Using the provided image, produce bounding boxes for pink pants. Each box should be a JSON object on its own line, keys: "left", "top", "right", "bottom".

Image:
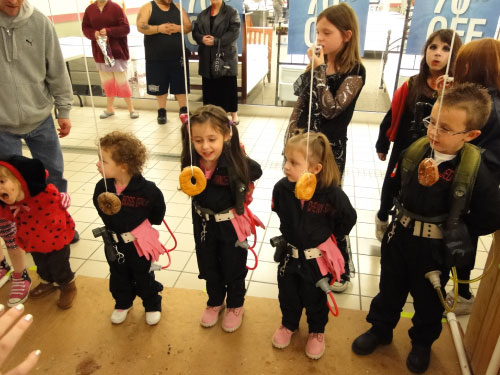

{"left": 98, "top": 70, "right": 132, "bottom": 98}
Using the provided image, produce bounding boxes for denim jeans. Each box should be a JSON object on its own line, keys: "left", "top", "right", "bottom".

{"left": 0, "top": 114, "right": 67, "bottom": 192}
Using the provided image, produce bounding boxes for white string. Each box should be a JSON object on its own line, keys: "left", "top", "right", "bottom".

{"left": 178, "top": 0, "right": 194, "bottom": 173}
{"left": 305, "top": 7, "right": 319, "bottom": 170}
{"left": 429, "top": 1, "right": 462, "bottom": 159}
{"left": 74, "top": 0, "right": 109, "bottom": 192}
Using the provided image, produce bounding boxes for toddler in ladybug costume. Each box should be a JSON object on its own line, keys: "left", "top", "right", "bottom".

{"left": 0, "top": 155, "right": 76, "bottom": 309}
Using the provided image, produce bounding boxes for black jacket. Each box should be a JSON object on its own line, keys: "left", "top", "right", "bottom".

{"left": 192, "top": 3, "right": 240, "bottom": 77}
{"left": 93, "top": 175, "right": 166, "bottom": 233}
{"left": 272, "top": 178, "right": 357, "bottom": 250}
{"left": 192, "top": 153, "right": 262, "bottom": 213}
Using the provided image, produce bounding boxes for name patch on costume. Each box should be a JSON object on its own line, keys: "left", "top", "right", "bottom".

{"left": 305, "top": 200, "right": 333, "bottom": 215}
{"left": 120, "top": 195, "right": 150, "bottom": 208}
{"left": 439, "top": 168, "right": 454, "bottom": 182}
{"left": 212, "top": 175, "right": 229, "bottom": 186}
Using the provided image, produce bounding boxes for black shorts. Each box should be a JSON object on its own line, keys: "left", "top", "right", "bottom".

{"left": 146, "top": 59, "right": 190, "bottom": 96}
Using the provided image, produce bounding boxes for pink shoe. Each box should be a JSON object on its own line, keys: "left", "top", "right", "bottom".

{"left": 272, "top": 325, "right": 295, "bottom": 349}
{"left": 200, "top": 305, "right": 224, "bottom": 328}
{"left": 305, "top": 333, "right": 325, "bottom": 359}
{"left": 7, "top": 270, "right": 31, "bottom": 307}
{"left": 222, "top": 306, "right": 244, "bottom": 333}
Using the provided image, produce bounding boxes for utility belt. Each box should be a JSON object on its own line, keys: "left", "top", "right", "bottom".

{"left": 110, "top": 231, "right": 136, "bottom": 243}
{"left": 393, "top": 202, "right": 445, "bottom": 240}
{"left": 193, "top": 202, "right": 234, "bottom": 222}
{"left": 286, "top": 243, "right": 323, "bottom": 260}
{"left": 92, "top": 226, "right": 130, "bottom": 263}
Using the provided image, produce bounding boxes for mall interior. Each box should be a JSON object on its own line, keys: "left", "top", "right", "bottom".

{"left": 1, "top": 0, "right": 499, "bottom": 374}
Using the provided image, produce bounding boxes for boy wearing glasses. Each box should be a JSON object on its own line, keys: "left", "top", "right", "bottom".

{"left": 352, "top": 83, "right": 500, "bottom": 374}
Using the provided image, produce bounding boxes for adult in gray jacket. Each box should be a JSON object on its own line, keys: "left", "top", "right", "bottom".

{"left": 0, "top": 0, "right": 74, "bottom": 307}
{"left": 193, "top": 0, "right": 240, "bottom": 124}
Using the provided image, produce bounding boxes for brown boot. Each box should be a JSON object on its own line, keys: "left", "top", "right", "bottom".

{"left": 31, "top": 282, "right": 56, "bottom": 299}
{"left": 57, "top": 281, "right": 77, "bottom": 309}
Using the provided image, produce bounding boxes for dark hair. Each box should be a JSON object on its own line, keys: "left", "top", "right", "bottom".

{"left": 285, "top": 131, "right": 341, "bottom": 188}
{"left": 438, "top": 82, "right": 492, "bottom": 130}
{"left": 316, "top": 3, "right": 361, "bottom": 74}
{"left": 408, "top": 29, "right": 462, "bottom": 110}
{"left": 454, "top": 38, "right": 500, "bottom": 90}
{"left": 180, "top": 105, "right": 250, "bottom": 185}
{"left": 98, "top": 131, "right": 147, "bottom": 176}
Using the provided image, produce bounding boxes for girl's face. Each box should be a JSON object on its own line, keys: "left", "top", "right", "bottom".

{"left": 96, "top": 149, "right": 128, "bottom": 180}
{"left": 316, "top": 17, "right": 351, "bottom": 58}
{"left": 191, "top": 121, "right": 229, "bottom": 168}
{"left": 425, "top": 37, "right": 451, "bottom": 76}
{"left": 284, "top": 147, "right": 321, "bottom": 183}
{"left": 0, "top": 175, "right": 23, "bottom": 204}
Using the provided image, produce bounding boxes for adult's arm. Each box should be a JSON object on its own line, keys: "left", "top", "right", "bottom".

{"left": 192, "top": 13, "right": 204, "bottom": 44}
{"left": 81, "top": 8, "right": 95, "bottom": 40}
{"left": 44, "top": 20, "right": 72, "bottom": 123}
{"left": 136, "top": 3, "right": 160, "bottom": 35}
{"left": 105, "top": 5, "right": 130, "bottom": 37}
{"left": 214, "top": 8, "right": 240, "bottom": 46}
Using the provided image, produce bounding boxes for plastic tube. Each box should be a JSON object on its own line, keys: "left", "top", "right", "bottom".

{"left": 446, "top": 312, "right": 471, "bottom": 375}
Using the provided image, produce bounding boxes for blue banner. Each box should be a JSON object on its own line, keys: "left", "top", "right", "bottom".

{"left": 288, "top": 0, "right": 369, "bottom": 55}
{"left": 407, "top": 0, "right": 498, "bottom": 55}
{"left": 185, "top": 0, "right": 243, "bottom": 52}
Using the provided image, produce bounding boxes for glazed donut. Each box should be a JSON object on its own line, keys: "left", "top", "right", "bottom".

{"left": 295, "top": 172, "right": 317, "bottom": 200}
{"left": 179, "top": 166, "right": 207, "bottom": 196}
{"left": 97, "top": 192, "right": 122, "bottom": 215}
{"left": 418, "top": 158, "right": 439, "bottom": 186}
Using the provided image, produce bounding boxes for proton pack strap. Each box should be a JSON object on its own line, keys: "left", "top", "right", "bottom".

{"left": 400, "top": 136, "right": 430, "bottom": 190}
{"left": 447, "top": 143, "right": 481, "bottom": 225}
{"left": 394, "top": 200, "right": 448, "bottom": 223}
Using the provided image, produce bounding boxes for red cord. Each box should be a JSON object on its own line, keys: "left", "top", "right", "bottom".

{"left": 160, "top": 219, "right": 177, "bottom": 270}
{"left": 245, "top": 204, "right": 259, "bottom": 270}
{"left": 327, "top": 291, "right": 339, "bottom": 316}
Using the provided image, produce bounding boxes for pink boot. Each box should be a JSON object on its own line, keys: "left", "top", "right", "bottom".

{"left": 272, "top": 325, "right": 295, "bottom": 349}
{"left": 200, "top": 305, "right": 224, "bottom": 328}
{"left": 305, "top": 333, "right": 325, "bottom": 359}
{"left": 222, "top": 307, "right": 244, "bottom": 333}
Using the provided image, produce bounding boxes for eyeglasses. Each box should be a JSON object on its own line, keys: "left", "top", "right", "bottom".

{"left": 422, "top": 116, "right": 470, "bottom": 136}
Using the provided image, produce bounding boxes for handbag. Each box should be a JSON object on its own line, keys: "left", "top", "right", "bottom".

{"left": 212, "top": 40, "right": 230, "bottom": 78}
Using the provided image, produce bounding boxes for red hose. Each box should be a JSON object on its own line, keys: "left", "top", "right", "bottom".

{"left": 160, "top": 219, "right": 177, "bottom": 269}
{"left": 327, "top": 291, "right": 339, "bottom": 316}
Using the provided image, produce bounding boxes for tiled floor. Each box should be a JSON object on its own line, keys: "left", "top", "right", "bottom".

{"left": 13, "top": 106, "right": 492, "bottom": 325}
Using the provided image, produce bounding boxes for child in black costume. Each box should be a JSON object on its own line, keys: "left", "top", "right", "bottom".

{"left": 180, "top": 105, "right": 263, "bottom": 333}
{"left": 271, "top": 132, "right": 356, "bottom": 359}
{"left": 93, "top": 132, "right": 166, "bottom": 326}
{"left": 375, "top": 29, "right": 462, "bottom": 241}
{"left": 352, "top": 84, "right": 500, "bottom": 374}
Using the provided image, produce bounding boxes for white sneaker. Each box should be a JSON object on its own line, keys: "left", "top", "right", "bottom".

{"left": 146, "top": 311, "right": 161, "bottom": 325}
{"left": 110, "top": 308, "right": 131, "bottom": 324}
{"left": 446, "top": 292, "right": 475, "bottom": 315}
{"left": 375, "top": 213, "right": 389, "bottom": 242}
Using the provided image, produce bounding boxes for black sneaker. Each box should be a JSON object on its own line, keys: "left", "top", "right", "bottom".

{"left": 406, "top": 344, "right": 431, "bottom": 374}
{"left": 70, "top": 230, "right": 80, "bottom": 244}
{"left": 352, "top": 328, "right": 392, "bottom": 355}
{"left": 157, "top": 108, "right": 167, "bottom": 125}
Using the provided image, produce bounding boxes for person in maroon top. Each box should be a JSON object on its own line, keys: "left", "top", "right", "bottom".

{"left": 82, "top": 0, "right": 139, "bottom": 119}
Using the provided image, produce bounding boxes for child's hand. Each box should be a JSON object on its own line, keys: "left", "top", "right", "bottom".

{"left": 377, "top": 152, "right": 387, "bottom": 161}
{"left": 307, "top": 45, "right": 324, "bottom": 69}
{"left": 436, "top": 75, "right": 454, "bottom": 90}
{"left": 0, "top": 304, "right": 40, "bottom": 375}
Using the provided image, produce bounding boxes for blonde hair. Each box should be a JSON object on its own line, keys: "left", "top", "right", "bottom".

{"left": 0, "top": 166, "right": 21, "bottom": 190}
{"left": 285, "top": 132, "right": 340, "bottom": 188}
{"left": 315, "top": 3, "right": 361, "bottom": 74}
{"left": 98, "top": 131, "right": 148, "bottom": 176}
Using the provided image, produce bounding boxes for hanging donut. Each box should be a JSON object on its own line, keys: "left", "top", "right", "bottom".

{"left": 179, "top": 166, "right": 207, "bottom": 196}
{"left": 97, "top": 192, "right": 122, "bottom": 215}
{"left": 418, "top": 158, "right": 439, "bottom": 186}
{"left": 295, "top": 172, "right": 317, "bottom": 200}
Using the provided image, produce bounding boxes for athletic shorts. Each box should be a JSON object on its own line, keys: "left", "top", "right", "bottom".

{"left": 146, "top": 59, "right": 190, "bottom": 96}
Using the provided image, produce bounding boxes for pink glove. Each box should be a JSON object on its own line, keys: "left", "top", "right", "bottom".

{"left": 316, "top": 237, "right": 345, "bottom": 282}
{"left": 130, "top": 219, "right": 166, "bottom": 262}
{"left": 230, "top": 205, "right": 265, "bottom": 242}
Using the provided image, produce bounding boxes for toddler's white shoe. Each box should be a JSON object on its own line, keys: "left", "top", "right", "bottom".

{"left": 146, "top": 311, "right": 161, "bottom": 325}
{"left": 110, "top": 308, "right": 131, "bottom": 324}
